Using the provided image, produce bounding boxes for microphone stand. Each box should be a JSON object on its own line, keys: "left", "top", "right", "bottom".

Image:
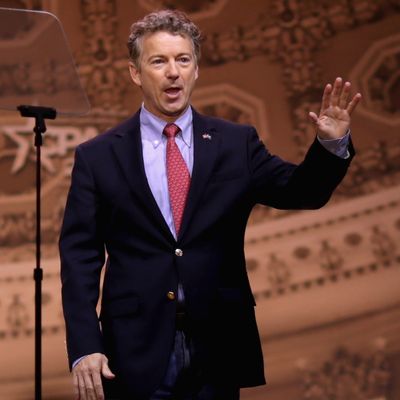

{"left": 17, "top": 105, "right": 57, "bottom": 400}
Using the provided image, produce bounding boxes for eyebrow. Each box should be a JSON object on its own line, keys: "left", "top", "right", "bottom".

{"left": 147, "top": 52, "right": 193, "bottom": 61}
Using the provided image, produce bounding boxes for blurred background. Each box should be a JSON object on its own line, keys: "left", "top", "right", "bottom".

{"left": 0, "top": 0, "right": 399, "bottom": 399}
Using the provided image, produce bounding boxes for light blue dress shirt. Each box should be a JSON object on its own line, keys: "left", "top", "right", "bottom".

{"left": 317, "top": 132, "right": 350, "bottom": 159}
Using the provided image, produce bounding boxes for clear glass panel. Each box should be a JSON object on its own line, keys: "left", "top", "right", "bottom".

{"left": 0, "top": 7, "right": 90, "bottom": 116}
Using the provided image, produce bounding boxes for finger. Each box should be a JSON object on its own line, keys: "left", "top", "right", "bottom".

{"left": 346, "top": 93, "right": 362, "bottom": 115}
{"left": 330, "top": 77, "right": 342, "bottom": 107}
{"left": 82, "top": 371, "right": 96, "bottom": 400}
{"left": 319, "top": 83, "right": 332, "bottom": 115}
{"left": 308, "top": 111, "right": 319, "bottom": 124}
{"left": 102, "top": 359, "right": 116, "bottom": 379}
{"left": 72, "top": 372, "right": 80, "bottom": 400}
{"left": 77, "top": 374, "right": 86, "bottom": 400}
{"left": 338, "top": 81, "right": 351, "bottom": 109}
{"left": 92, "top": 370, "right": 105, "bottom": 400}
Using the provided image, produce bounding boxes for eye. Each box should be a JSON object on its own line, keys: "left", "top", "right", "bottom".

{"left": 178, "top": 56, "right": 191, "bottom": 64}
{"left": 151, "top": 58, "right": 164, "bottom": 65}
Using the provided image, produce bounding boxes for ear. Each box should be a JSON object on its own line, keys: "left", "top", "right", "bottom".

{"left": 129, "top": 62, "right": 141, "bottom": 87}
{"left": 195, "top": 65, "right": 199, "bottom": 81}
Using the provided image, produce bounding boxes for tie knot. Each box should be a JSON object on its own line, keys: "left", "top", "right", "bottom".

{"left": 163, "top": 123, "right": 180, "bottom": 139}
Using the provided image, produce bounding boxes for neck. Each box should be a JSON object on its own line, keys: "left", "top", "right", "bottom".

{"left": 142, "top": 104, "right": 190, "bottom": 124}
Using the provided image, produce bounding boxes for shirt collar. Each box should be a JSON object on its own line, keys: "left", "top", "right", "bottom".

{"left": 140, "top": 104, "right": 193, "bottom": 149}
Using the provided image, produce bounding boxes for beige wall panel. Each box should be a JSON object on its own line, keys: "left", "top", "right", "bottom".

{"left": 0, "top": 0, "right": 399, "bottom": 398}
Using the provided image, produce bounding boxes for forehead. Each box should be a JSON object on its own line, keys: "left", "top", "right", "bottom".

{"left": 141, "top": 31, "right": 194, "bottom": 56}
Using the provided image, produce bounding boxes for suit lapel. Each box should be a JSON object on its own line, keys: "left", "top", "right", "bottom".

{"left": 178, "top": 110, "right": 219, "bottom": 240}
{"left": 111, "top": 110, "right": 175, "bottom": 243}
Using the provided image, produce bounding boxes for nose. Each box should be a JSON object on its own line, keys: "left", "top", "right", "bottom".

{"left": 166, "top": 60, "right": 179, "bottom": 80}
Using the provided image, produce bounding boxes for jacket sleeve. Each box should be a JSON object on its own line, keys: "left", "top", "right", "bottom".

{"left": 59, "top": 145, "right": 105, "bottom": 370}
{"left": 247, "top": 127, "right": 355, "bottom": 209}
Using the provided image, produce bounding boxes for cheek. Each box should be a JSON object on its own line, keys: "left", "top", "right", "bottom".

{"left": 148, "top": 84, "right": 161, "bottom": 100}
{"left": 142, "top": 73, "right": 160, "bottom": 89}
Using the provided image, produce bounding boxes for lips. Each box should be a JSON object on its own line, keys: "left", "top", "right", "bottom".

{"left": 164, "top": 87, "right": 182, "bottom": 99}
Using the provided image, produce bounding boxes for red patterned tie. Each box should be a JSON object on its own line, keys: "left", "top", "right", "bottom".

{"left": 163, "top": 123, "right": 190, "bottom": 236}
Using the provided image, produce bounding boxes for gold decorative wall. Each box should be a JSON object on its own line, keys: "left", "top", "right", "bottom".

{"left": 0, "top": 0, "right": 399, "bottom": 399}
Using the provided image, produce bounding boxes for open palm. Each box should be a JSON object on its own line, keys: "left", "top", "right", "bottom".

{"left": 309, "top": 77, "right": 362, "bottom": 139}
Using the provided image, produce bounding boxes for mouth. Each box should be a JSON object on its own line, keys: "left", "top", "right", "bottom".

{"left": 164, "top": 86, "right": 182, "bottom": 99}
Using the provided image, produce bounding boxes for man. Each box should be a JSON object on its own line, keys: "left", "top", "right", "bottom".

{"left": 59, "top": 9, "right": 361, "bottom": 400}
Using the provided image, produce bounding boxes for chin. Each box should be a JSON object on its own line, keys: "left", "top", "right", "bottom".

{"left": 164, "top": 107, "right": 185, "bottom": 117}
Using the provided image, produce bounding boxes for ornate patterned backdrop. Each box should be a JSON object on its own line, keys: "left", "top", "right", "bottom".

{"left": 0, "top": 1, "right": 399, "bottom": 399}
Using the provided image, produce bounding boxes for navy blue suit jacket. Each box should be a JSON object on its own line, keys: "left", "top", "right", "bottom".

{"left": 59, "top": 108, "right": 354, "bottom": 398}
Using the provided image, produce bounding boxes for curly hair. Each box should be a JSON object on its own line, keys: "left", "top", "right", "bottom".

{"left": 127, "top": 9, "right": 202, "bottom": 67}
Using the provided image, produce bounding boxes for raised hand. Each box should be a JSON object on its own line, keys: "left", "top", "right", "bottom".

{"left": 309, "top": 77, "right": 362, "bottom": 140}
{"left": 72, "top": 353, "right": 115, "bottom": 400}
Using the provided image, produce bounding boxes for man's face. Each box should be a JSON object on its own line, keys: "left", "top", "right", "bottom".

{"left": 129, "top": 31, "right": 199, "bottom": 122}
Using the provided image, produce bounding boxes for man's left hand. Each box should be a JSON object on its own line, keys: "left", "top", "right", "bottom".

{"left": 309, "top": 77, "right": 362, "bottom": 139}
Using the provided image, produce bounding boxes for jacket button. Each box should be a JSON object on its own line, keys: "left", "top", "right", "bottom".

{"left": 167, "top": 291, "right": 175, "bottom": 300}
{"left": 175, "top": 248, "right": 183, "bottom": 257}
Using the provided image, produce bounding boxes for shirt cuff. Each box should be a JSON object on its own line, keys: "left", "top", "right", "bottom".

{"left": 72, "top": 355, "right": 87, "bottom": 369}
{"left": 317, "top": 130, "right": 351, "bottom": 159}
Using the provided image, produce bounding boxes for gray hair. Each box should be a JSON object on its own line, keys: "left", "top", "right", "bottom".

{"left": 127, "top": 9, "right": 202, "bottom": 67}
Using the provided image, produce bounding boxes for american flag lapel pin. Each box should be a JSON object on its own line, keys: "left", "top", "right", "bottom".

{"left": 202, "top": 133, "right": 212, "bottom": 140}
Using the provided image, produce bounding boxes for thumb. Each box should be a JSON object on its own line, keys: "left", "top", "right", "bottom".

{"left": 101, "top": 358, "right": 115, "bottom": 379}
{"left": 308, "top": 111, "right": 319, "bottom": 124}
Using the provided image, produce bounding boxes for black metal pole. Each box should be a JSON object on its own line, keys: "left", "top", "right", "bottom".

{"left": 34, "top": 128, "right": 43, "bottom": 400}
{"left": 17, "top": 105, "right": 56, "bottom": 400}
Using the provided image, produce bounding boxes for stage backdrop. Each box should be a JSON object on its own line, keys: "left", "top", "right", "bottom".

{"left": 0, "top": 1, "right": 399, "bottom": 399}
